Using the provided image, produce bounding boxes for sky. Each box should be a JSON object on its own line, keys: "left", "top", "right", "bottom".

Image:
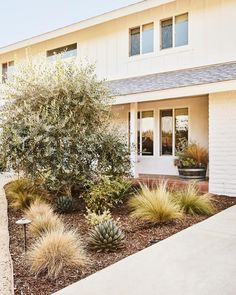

{"left": 0, "top": 0, "right": 139, "bottom": 47}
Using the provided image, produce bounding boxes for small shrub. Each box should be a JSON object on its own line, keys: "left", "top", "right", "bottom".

{"left": 28, "top": 211, "right": 64, "bottom": 237}
{"left": 24, "top": 199, "right": 54, "bottom": 221}
{"left": 173, "top": 183, "right": 215, "bottom": 215}
{"left": 88, "top": 220, "right": 124, "bottom": 252}
{"left": 85, "top": 208, "right": 112, "bottom": 226}
{"left": 129, "top": 182, "right": 182, "bottom": 224}
{"left": 83, "top": 176, "right": 133, "bottom": 213}
{"left": 5, "top": 178, "right": 47, "bottom": 210}
{"left": 28, "top": 229, "right": 87, "bottom": 279}
{"left": 10, "top": 192, "right": 40, "bottom": 210}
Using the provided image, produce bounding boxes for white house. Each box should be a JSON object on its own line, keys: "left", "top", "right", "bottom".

{"left": 1, "top": 0, "right": 236, "bottom": 196}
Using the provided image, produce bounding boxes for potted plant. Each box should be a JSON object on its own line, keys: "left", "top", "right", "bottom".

{"left": 175, "top": 140, "right": 208, "bottom": 180}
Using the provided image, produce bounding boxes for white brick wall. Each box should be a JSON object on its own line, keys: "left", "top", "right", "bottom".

{"left": 209, "top": 91, "right": 236, "bottom": 197}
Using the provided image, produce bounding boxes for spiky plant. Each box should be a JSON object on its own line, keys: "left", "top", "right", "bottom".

{"left": 24, "top": 199, "right": 54, "bottom": 221}
{"left": 27, "top": 228, "right": 87, "bottom": 279}
{"left": 56, "top": 196, "right": 73, "bottom": 213}
{"left": 28, "top": 211, "right": 64, "bottom": 237}
{"left": 129, "top": 182, "right": 182, "bottom": 224}
{"left": 173, "top": 182, "right": 215, "bottom": 215}
{"left": 88, "top": 220, "right": 125, "bottom": 252}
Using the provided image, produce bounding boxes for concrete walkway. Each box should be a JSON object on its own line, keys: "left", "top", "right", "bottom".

{"left": 0, "top": 173, "right": 15, "bottom": 295}
{"left": 54, "top": 205, "right": 236, "bottom": 295}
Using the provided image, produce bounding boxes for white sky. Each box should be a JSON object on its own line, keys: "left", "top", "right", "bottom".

{"left": 0, "top": 0, "right": 139, "bottom": 47}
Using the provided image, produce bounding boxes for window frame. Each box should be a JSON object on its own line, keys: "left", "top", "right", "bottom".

{"left": 46, "top": 42, "right": 78, "bottom": 60}
{"left": 128, "top": 109, "right": 155, "bottom": 157}
{"left": 160, "top": 12, "right": 189, "bottom": 50}
{"left": 129, "top": 22, "right": 154, "bottom": 57}
{"left": 159, "top": 106, "right": 190, "bottom": 157}
{"left": 1, "top": 60, "right": 14, "bottom": 83}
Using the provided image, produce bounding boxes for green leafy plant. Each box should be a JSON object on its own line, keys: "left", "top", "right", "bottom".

{"left": 129, "top": 182, "right": 182, "bottom": 224}
{"left": 1, "top": 59, "right": 130, "bottom": 197}
{"left": 176, "top": 140, "right": 208, "bottom": 168}
{"left": 85, "top": 208, "right": 112, "bottom": 226}
{"left": 83, "top": 176, "right": 133, "bottom": 213}
{"left": 88, "top": 220, "right": 125, "bottom": 252}
{"left": 173, "top": 182, "right": 215, "bottom": 215}
{"left": 28, "top": 228, "right": 87, "bottom": 278}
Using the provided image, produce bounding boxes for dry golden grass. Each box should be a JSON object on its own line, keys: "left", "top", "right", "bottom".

{"left": 173, "top": 182, "right": 215, "bottom": 215}
{"left": 129, "top": 181, "right": 182, "bottom": 224}
{"left": 5, "top": 178, "right": 48, "bottom": 210}
{"left": 28, "top": 211, "right": 64, "bottom": 237}
{"left": 24, "top": 199, "right": 54, "bottom": 221}
{"left": 27, "top": 229, "right": 88, "bottom": 278}
{"left": 186, "top": 143, "right": 208, "bottom": 167}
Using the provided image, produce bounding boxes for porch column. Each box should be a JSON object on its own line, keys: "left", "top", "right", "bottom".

{"left": 130, "top": 102, "right": 138, "bottom": 178}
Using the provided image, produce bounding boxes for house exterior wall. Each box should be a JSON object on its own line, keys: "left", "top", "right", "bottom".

{"left": 1, "top": 0, "right": 236, "bottom": 81}
{"left": 209, "top": 91, "right": 236, "bottom": 197}
{"left": 112, "top": 95, "right": 208, "bottom": 175}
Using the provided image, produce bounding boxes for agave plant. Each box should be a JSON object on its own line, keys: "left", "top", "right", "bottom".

{"left": 88, "top": 220, "right": 125, "bottom": 252}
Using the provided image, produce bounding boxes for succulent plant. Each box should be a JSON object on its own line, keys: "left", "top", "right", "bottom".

{"left": 56, "top": 196, "right": 73, "bottom": 213}
{"left": 88, "top": 220, "right": 125, "bottom": 252}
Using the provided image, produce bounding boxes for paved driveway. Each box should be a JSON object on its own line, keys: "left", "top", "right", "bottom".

{"left": 54, "top": 205, "right": 236, "bottom": 295}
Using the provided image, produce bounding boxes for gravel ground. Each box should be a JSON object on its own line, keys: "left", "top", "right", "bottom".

{"left": 8, "top": 194, "right": 236, "bottom": 295}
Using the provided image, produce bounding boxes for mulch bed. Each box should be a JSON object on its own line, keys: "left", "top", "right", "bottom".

{"left": 8, "top": 195, "right": 236, "bottom": 295}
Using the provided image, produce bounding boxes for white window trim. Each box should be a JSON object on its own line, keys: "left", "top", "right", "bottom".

{"left": 129, "top": 22, "right": 154, "bottom": 57}
{"left": 159, "top": 106, "right": 190, "bottom": 157}
{"left": 160, "top": 12, "right": 189, "bottom": 51}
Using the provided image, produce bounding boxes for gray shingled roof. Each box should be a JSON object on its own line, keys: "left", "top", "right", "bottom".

{"left": 108, "top": 62, "right": 236, "bottom": 96}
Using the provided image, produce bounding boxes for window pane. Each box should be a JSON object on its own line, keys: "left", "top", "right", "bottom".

{"left": 47, "top": 43, "right": 77, "bottom": 60}
{"left": 130, "top": 27, "right": 140, "bottom": 56}
{"left": 175, "top": 13, "right": 188, "bottom": 47}
{"left": 175, "top": 108, "right": 188, "bottom": 151}
{"left": 161, "top": 18, "right": 173, "bottom": 49}
{"left": 141, "top": 111, "right": 154, "bottom": 156}
{"left": 2, "top": 63, "right": 8, "bottom": 83}
{"left": 161, "top": 110, "right": 173, "bottom": 155}
{"left": 7, "top": 61, "right": 15, "bottom": 80}
{"left": 142, "top": 23, "right": 154, "bottom": 54}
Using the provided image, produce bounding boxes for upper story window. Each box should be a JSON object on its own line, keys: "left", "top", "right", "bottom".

{"left": 1, "top": 61, "right": 14, "bottom": 83}
{"left": 47, "top": 43, "right": 77, "bottom": 61}
{"left": 161, "top": 13, "right": 188, "bottom": 50}
{"left": 130, "top": 22, "right": 154, "bottom": 56}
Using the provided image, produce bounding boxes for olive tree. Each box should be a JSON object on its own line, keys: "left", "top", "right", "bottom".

{"left": 0, "top": 59, "right": 130, "bottom": 196}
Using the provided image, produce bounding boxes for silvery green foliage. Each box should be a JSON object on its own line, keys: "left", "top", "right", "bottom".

{"left": 0, "top": 59, "right": 130, "bottom": 195}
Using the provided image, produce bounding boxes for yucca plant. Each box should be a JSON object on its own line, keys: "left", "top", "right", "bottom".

{"left": 173, "top": 182, "right": 215, "bottom": 215}
{"left": 28, "top": 211, "right": 64, "bottom": 237}
{"left": 24, "top": 199, "right": 54, "bottom": 221}
{"left": 129, "top": 182, "right": 182, "bottom": 224}
{"left": 56, "top": 196, "right": 73, "bottom": 213}
{"left": 27, "top": 229, "right": 87, "bottom": 279}
{"left": 88, "top": 220, "right": 125, "bottom": 252}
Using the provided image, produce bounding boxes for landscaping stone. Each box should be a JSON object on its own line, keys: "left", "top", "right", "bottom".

{"left": 0, "top": 173, "right": 15, "bottom": 295}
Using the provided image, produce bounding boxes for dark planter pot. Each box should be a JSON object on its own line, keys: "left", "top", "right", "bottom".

{"left": 178, "top": 167, "right": 207, "bottom": 180}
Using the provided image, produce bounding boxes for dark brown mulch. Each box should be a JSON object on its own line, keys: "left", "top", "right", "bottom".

{"left": 8, "top": 195, "right": 236, "bottom": 295}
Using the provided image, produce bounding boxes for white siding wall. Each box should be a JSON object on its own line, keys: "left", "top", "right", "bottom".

{"left": 1, "top": 0, "right": 236, "bottom": 81}
{"left": 209, "top": 91, "right": 236, "bottom": 197}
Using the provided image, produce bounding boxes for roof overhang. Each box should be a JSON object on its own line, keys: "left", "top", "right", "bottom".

{"left": 113, "top": 79, "right": 236, "bottom": 105}
{"left": 0, "top": 0, "right": 175, "bottom": 55}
